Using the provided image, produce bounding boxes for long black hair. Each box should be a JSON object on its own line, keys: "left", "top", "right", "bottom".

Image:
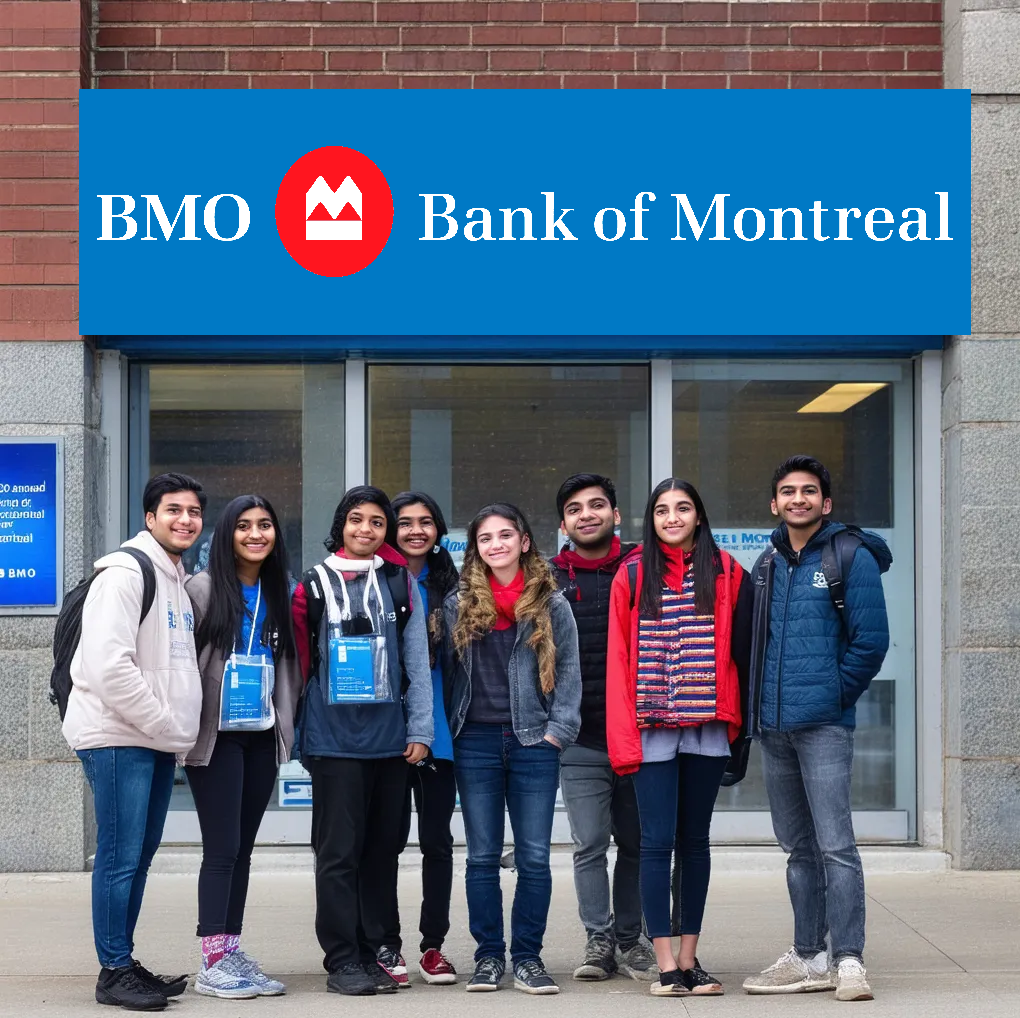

{"left": 639, "top": 478, "right": 720, "bottom": 618}
{"left": 195, "top": 494, "right": 296, "bottom": 660}
{"left": 324, "top": 485, "right": 396, "bottom": 553}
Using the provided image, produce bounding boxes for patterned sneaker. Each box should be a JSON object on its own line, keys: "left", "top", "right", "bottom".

{"left": 466, "top": 956, "right": 505, "bottom": 992}
{"left": 419, "top": 948, "right": 457, "bottom": 985}
{"left": 132, "top": 960, "right": 188, "bottom": 997}
{"left": 223, "top": 950, "right": 286, "bottom": 996}
{"left": 573, "top": 935, "right": 617, "bottom": 981}
{"left": 376, "top": 946, "right": 410, "bottom": 988}
{"left": 513, "top": 959, "right": 559, "bottom": 995}
{"left": 326, "top": 962, "right": 375, "bottom": 996}
{"left": 681, "top": 959, "right": 724, "bottom": 996}
{"left": 650, "top": 969, "right": 690, "bottom": 997}
{"left": 366, "top": 962, "right": 401, "bottom": 994}
{"left": 195, "top": 959, "right": 260, "bottom": 999}
{"left": 618, "top": 939, "right": 658, "bottom": 982}
{"left": 743, "top": 948, "right": 834, "bottom": 994}
{"left": 835, "top": 959, "right": 873, "bottom": 1001}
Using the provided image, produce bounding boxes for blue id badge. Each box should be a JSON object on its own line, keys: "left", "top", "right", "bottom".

{"left": 219, "top": 653, "right": 274, "bottom": 730}
{"left": 325, "top": 632, "right": 392, "bottom": 704}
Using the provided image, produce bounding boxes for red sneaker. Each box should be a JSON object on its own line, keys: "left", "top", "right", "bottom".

{"left": 419, "top": 949, "right": 457, "bottom": 985}
{"left": 376, "top": 947, "right": 409, "bottom": 988}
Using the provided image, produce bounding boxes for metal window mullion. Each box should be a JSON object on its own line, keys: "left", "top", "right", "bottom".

{"left": 344, "top": 359, "right": 367, "bottom": 489}
{"left": 649, "top": 359, "right": 674, "bottom": 485}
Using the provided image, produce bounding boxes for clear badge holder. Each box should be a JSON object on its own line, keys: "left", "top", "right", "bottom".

{"left": 219, "top": 580, "right": 275, "bottom": 731}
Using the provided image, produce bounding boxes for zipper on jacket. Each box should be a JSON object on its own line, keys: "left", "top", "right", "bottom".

{"left": 775, "top": 560, "right": 795, "bottom": 732}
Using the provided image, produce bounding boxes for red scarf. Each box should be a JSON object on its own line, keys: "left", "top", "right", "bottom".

{"left": 659, "top": 542, "right": 694, "bottom": 593}
{"left": 490, "top": 569, "right": 525, "bottom": 630}
{"left": 555, "top": 536, "right": 621, "bottom": 574}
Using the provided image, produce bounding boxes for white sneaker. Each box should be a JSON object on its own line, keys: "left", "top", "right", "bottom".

{"left": 743, "top": 947, "right": 835, "bottom": 994}
{"left": 835, "top": 958, "right": 873, "bottom": 1001}
{"left": 195, "top": 958, "right": 260, "bottom": 999}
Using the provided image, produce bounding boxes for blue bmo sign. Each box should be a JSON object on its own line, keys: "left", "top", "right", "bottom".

{"left": 79, "top": 89, "right": 971, "bottom": 337}
{"left": 0, "top": 439, "right": 64, "bottom": 614}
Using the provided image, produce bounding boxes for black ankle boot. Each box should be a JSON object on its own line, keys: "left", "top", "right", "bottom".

{"left": 96, "top": 966, "right": 168, "bottom": 1011}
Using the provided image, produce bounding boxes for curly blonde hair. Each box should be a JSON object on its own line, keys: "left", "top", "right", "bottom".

{"left": 452, "top": 503, "right": 559, "bottom": 694}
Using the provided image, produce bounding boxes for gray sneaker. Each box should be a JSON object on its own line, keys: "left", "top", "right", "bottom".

{"left": 195, "top": 959, "right": 260, "bottom": 999}
{"left": 573, "top": 935, "right": 617, "bottom": 981}
{"left": 618, "top": 939, "right": 659, "bottom": 982}
{"left": 226, "top": 950, "right": 286, "bottom": 996}
{"left": 835, "top": 958, "right": 873, "bottom": 1001}
{"left": 743, "top": 948, "right": 835, "bottom": 994}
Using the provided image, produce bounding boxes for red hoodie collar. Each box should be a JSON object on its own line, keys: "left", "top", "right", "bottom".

{"left": 552, "top": 536, "right": 622, "bottom": 575}
{"left": 659, "top": 541, "right": 694, "bottom": 592}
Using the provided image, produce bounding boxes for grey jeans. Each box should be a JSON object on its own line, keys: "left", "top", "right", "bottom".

{"left": 760, "top": 724, "right": 866, "bottom": 961}
{"left": 559, "top": 744, "right": 642, "bottom": 947}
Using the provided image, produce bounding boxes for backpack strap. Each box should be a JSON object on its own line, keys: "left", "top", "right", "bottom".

{"left": 383, "top": 562, "right": 411, "bottom": 638}
{"left": 627, "top": 559, "right": 639, "bottom": 611}
{"left": 821, "top": 530, "right": 863, "bottom": 619}
{"left": 117, "top": 547, "right": 157, "bottom": 624}
{"left": 301, "top": 566, "right": 327, "bottom": 676}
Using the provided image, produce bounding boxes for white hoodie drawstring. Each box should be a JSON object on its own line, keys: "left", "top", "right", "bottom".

{"left": 320, "top": 555, "right": 385, "bottom": 631}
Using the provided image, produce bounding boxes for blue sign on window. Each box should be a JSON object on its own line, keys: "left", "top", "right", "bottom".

{"left": 0, "top": 439, "right": 64, "bottom": 614}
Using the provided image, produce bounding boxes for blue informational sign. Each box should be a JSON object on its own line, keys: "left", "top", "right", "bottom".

{"left": 0, "top": 439, "right": 64, "bottom": 614}
{"left": 79, "top": 89, "right": 971, "bottom": 338}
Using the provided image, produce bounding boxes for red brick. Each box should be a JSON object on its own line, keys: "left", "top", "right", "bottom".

{"left": 0, "top": 237, "right": 12, "bottom": 264}
{"left": 475, "top": 75, "right": 563, "bottom": 88}
{"left": 618, "top": 27, "right": 663, "bottom": 46}
{"left": 228, "top": 51, "right": 324, "bottom": 72}
{"left": 749, "top": 26, "right": 792, "bottom": 46}
{"left": 683, "top": 50, "right": 751, "bottom": 72}
{"left": 10, "top": 49, "right": 79, "bottom": 72}
{"left": 3, "top": 128, "right": 77, "bottom": 153}
{"left": 789, "top": 74, "right": 878, "bottom": 87}
{"left": 472, "top": 26, "right": 563, "bottom": 46}
{"left": 13, "top": 237, "right": 77, "bottom": 265}
{"left": 313, "top": 27, "right": 401, "bottom": 46}
{"left": 2, "top": 209, "right": 45, "bottom": 231}
{"left": 249, "top": 75, "right": 312, "bottom": 89}
{"left": 126, "top": 51, "right": 174, "bottom": 71}
{"left": 792, "top": 25, "right": 885, "bottom": 45}
{"left": 665, "top": 74, "right": 729, "bottom": 88}
{"left": 399, "top": 75, "right": 473, "bottom": 88}
{"left": 385, "top": 51, "right": 488, "bottom": 72}
{"left": 543, "top": 3, "right": 638, "bottom": 23}
{"left": 97, "top": 27, "right": 157, "bottom": 48}
{"left": 0, "top": 290, "right": 12, "bottom": 322}
{"left": 564, "top": 26, "right": 617, "bottom": 45}
{"left": 884, "top": 74, "right": 942, "bottom": 87}
{"left": 751, "top": 50, "right": 821, "bottom": 71}
{"left": 402, "top": 26, "right": 472, "bottom": 46}
{"left": 99, "top": 75, "right": 150, "bottom": 89}
{"left": 43, "top": 154, "right": 77, "bottom": 177}
{"left": 665, "top": 27, "right": 749, "bottom": 46}
{"left": 821, "top": 3, "right": 868, "bottom": 19}
{"left": 247, "top": 2, "right": 322, "bottom": 22}
{"left": 316, "top": 2, "right": 381, "bottom": 21}
{"left": 11, "top": 77, "right": 78, "bottom": 100}
{"left": 12, "top": 289, "right": 78, "bottom": 324}
{"left": 907, "top": 50, "right": 943, "bottom": 71}
{"left": 487, "top": 2, "right": 544, "bottom": 20}
{"left": 12, "top": 27, "right": 80, "bottom": 46}
{"left": 731, "top": 74, "right": 791, "bottom": 88}
{"left": 883, "top": 26, "right": 941, "bottom": 46}
{"left": 636, "top": 51, "right": 686, "bottom": 72}
{"left": 159, "top": 27, "right": 255, "bottom": 47}
{"left": 42, "top": 101, "right": 78, "bottom": 126}
{"left": 8, "top": 3, "right": 79, "bottom": 30}
{"left": 150, "top": 75, "right": 243, "bottom": 89}
{"left": 868, "top": 3, "right": 940, "bottom": 22}
{"left": 562, "top": 75, "right": 616, "bottom": 88}
{"left": 312, "top": 75, "right": 401, "bottom": 89}
{"left": 731, "top": 2, "right": 821, "bottom": 22}
{"left": 43, "top": 210, "right": 77, "bottom": 232}
{"left": 617, "top": 75, "right": 664, "bottom": 88}
{"left": 327, "top": 52, "right": 385, "bottom": 71}
{"left": 95, "top": 50, "right": 126, "bottom": 71}
{"left": 821, "top": 49, "right": 904, "bottom": 71}
{"left": 44, "top": 264, "right": 78, "bottom": 285}
{"left": 542, "top": 51, "right": 594, "bottom": 71}
{"left": 251, "top": 26, "right": 312, "bottom": 46}
{"left": 489, "top": 52, "right": 545, "bottom": 71}
{"left": 176, "top": 51, "right": 227, "bottom": 71}
{"left": 12, "top": 181, "right": 78, "bottom": 206}
{"left": 378, "top": 3, "right": 488, "bottom": 23}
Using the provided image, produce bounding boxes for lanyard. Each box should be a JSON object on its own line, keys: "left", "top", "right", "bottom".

{"left": 243, "top": 579, "right": 262, "bottom": 656}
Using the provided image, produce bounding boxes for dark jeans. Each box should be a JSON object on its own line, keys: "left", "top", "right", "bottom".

{"left": 760, "top": 725, "right": 865, "bottom": 961}
{"left": 454, "top": 723, "right": 560, "bottom": 965}
{"left": 391, "top": 758, "right": 456, "bottom": 954}
{"left": 76, "top": 746, "right": 176, "bottom": 969}
{"left": 632, "top": 753, "right": 728, "bottom": 940}
{"left": 308, "top": 755, "right": 408, "bottom": 972}
{"left": 185, "top": 728, "right": 278, "bottom": 937}
{"left": 559, "top": 744, "right": 642, "bottom": 947}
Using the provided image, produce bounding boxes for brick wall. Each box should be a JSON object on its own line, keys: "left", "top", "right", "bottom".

{"left": 94, "top": 2, "right": 943, "bottom": 90}
{"left": 0, "top": 1, "right": 80, "bottom": 341}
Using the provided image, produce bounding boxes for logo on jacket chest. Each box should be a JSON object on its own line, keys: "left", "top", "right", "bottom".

{"left": 811, "top": 571, "right": 829, "bottom": 589}
{"left": 165, "top": 600, "right": 195, "bottom": 632}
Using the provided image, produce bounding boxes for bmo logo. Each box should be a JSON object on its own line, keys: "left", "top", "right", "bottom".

{"left": 96, "top": 194, "right": 251, "bottom": 242}
{"left": 275, "top": 146, "right": 393, "bottom": 277}
{"left": 0, "top": 568, "right": 36, "bottom": 579}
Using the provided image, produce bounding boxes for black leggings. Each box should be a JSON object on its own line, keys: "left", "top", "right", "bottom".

{"left": 185, "top": 728, "right": 278, "bottom": 937}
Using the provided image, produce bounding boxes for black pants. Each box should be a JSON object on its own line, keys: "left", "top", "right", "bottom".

{"left": 185, "top": 728, "right": 278, "bottom": 937}
{"left": 389, "top": 759, "right": 457, "bottom": 954}
{"left": 308, "top": 755, "right": 409, "bottom": 972}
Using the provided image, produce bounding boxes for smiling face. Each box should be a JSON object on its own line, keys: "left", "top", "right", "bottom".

{"left": 233, "top": 506, "right": 276, "bottom": 570}
{"left": 145, "top": 489, "right": 204, "bottom": 561}
{"left": 560, "top": 485, "right": 619, "bottom": 554}
{"left": 342, "top": 501, "right": 388, "bottom": 559}
{"left": 474, "top": 515, "right": 529, "bottom": 575}
{"left": 396, "top": 502, "right": 439, "bottom": 564}
{"left": 652, "top": 488, "right": 700, "bottom": 551}
{"left": 771, "top": 470, "right": 832, "bottom": 531}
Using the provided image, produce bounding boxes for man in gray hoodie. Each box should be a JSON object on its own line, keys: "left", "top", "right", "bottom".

{"left": 64, "top": 472, "right": 206, "bottom": 1012}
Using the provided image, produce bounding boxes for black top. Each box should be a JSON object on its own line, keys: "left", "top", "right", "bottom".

{"left": 466, "top": 625, "right": 516, "bottom": 725}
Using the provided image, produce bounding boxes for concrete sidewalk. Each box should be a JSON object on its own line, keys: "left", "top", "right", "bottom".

{"left": 1, "top": 863, "right": 1017, "bottom": 1017}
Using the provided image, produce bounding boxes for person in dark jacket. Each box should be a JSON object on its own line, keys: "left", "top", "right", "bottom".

{"left": 384, "top": 491, "right": 461, "bottom": 987}
{"left": 291, "top": 486, "right": 433, "bottom": 998}
{"left": 549, "top": 474, "right": 656, "bottom": 984}
{"left": 742, "top": 456, "right": 889, "bottom": 1004}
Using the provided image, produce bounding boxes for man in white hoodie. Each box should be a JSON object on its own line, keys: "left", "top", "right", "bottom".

{"left": 63, "top": 473, "right": 206, "bottom": 1012}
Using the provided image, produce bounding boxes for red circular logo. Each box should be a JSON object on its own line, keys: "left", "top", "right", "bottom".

{"left": 275, "top": 146, "right": 393, "bottom": 277}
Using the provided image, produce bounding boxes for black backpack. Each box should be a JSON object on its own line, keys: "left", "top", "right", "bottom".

{"left": 49, "top": 547, "right": 157, "bottom": 720}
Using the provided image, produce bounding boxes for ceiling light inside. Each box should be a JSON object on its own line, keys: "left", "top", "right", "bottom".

{"left": 797, "top": 382, "right": 889, "bottom": 414}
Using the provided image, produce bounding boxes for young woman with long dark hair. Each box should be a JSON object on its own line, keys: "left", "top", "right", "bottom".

{"left": 443, "top": 503, "right": 581, "bottom": 996}
{"left": 184, "top": 494, "right": 302, "bottom": 999}
{"left": 606, "top": 479, "right": 752, "bottom": 998}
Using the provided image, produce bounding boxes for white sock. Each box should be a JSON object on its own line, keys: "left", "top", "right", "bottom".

{"left": 807, "top": 950, "right": 830, "bottom": 974}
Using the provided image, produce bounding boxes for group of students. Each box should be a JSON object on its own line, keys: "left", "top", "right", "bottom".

{"left": 60, "top": 454, "right": 890, "bottom": 1011}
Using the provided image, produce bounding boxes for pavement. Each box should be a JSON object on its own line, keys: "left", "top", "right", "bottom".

{"left": 1, "top": 855, "right": 1017, "bottom": 1018}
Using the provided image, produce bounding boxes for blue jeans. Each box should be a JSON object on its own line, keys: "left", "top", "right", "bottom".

{"left": 77, "top": 747, "right": 176, "bottom": 969}
{"left": 454, "top": 723, "right": 560, "bottom": 965}
{"left": 632, "top": 754, "right": 728, "bottom": 939}
{"left": 760, "top": 725, "right": 865, "bottom": 961}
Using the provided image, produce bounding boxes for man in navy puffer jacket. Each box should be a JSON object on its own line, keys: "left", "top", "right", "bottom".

{"left": 743, "top": 457, "right": 889, "bottom": 1004}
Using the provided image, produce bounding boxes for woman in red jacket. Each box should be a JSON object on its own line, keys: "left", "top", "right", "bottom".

{"left": 606, "top": 479, "right": 752, "bottom": 998}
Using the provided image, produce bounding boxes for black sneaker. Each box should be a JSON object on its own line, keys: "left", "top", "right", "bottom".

{"left": 466, "top": 956, "right": 505, "bottom": 992}
{"left": 365, "top": 961, "right": 401, "bottom": 994}
{"left": 132, "top": 960, "right": 188, "bottom": 998}
{"left": 681, "top": 959, "right": 724, "bottom": 996}
{"left": 513, "top": 959, "right": 559, "bottom": 995}
{"left": 326, "top": 962, "right": 376, "bottom": 996}
{"left": 95, "top": 966, "right": 168, "bottom": 1011}
{"left": 650, "top": 968, "right": 690, "bottom": 997}
{"left": 573, "top": 935, "right": 617, "bottom": 981}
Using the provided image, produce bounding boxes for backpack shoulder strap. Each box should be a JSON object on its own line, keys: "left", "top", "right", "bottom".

{"left": 627, "top": 559, "right": 639, "bottom": 611}
{"left": 822, "top": 531, "right": 862, "bottom": 617}
{"left": 301, "top": 566, "right": 327, "bottom": 673}
{"left": 384, "top": 562, "right": 411, "bottom": 637}
{"left": 115, "top": 547, "right": 157, "bottom": 624}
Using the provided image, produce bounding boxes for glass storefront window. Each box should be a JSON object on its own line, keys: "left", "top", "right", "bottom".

{"left": 672, "top": 361, "right": 914, "bottom": 822}
{"left": 369, "top": 365, "right": 650, "bottom": 553}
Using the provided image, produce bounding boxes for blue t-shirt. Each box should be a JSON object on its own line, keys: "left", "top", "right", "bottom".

{"left": 239, "top": 582, "right": 273, "bottom": 661}
{"left": 417, "top": 563, "right": 454, "bottom": 762}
